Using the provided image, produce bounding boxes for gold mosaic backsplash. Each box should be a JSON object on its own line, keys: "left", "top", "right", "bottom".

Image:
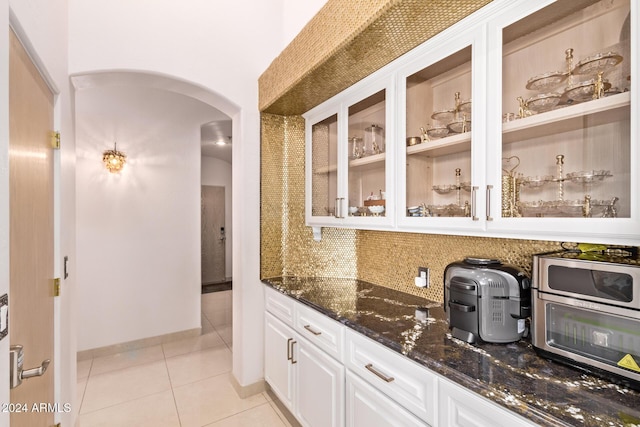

{"left": 260, "top": 0, "right": 492, "bottom": 115}
{"left": 261, "top": 113, "right": 564, "bottom": 302}
{"left": 356, "top": 231, "right": 562, "bottom": 301}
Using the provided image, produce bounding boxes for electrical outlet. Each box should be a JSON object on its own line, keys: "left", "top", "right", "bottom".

{"left": 418, "top": 267, "right": 430, "bottom": 288}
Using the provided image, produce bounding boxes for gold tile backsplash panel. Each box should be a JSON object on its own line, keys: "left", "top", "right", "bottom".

{"left": 356, "top": 231, "right": 562, "bottom": 301}
{"left": 261, "top": 114, "right": 358, "bottom": 280}
{"left": 261, "top": 113, "right": 563, "bottom": 302}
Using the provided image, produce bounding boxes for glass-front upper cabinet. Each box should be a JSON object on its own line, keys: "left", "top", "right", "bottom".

{"left": 305, "top": 77, "right": 394, "bottom": 230}
{"left": 308, "top": 112, "right": 339, "bottom": 221}
{"left": 489, "top": 0, "right": 637, "bottom": 242}
{"left": 347, "top": 90, "right": 388, "bottom": 219}
{"left": 397, "top": 29, "right": 484, "bottom": 232}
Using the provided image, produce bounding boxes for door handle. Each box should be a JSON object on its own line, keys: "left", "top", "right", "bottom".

{"left": 10, "top": 345, "right": 50, "bottom": 389}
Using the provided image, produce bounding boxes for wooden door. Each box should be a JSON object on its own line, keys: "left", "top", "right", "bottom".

{"left": 9, "top": 28, "right": 55, "bottom": 426}
{"left": 201, "top": 185, "right": 226, "bottom": 284}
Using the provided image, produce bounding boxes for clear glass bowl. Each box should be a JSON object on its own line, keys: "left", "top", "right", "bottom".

{"left": 432, "top": 184, "right": 456, "bottom": 194}
{"left": 458, "top": 99, "right": 472, "bottom": 114}
{"left": 573, "top": 52, "right": 623, "bottom": 75}
{"left": 447, "top": 120, "right": 471, "bottom": 134}
{"left": 431, "top": 109, "right": 456, "bottom": 123}
{"left": 564, "top": 78, "right": 611, "bottom": 103}
{"left": 566, "top": 170, "right": 612, "bottom": 184}
{"left": 526, "top": 71, "right": 568, "bottom": 92}
{"left": 426, "top": 127, "right": 449, "bottom": 139}
{"left": 526, "top": 92, "right": 562, "bottom": 113}
{"left": 520, "top": 175, "right": 552, "bottom": 188}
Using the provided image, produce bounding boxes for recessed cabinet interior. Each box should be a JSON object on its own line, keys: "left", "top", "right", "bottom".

{"left": 498, "top": 0, "right": 631, "bottom": 220}
{"left": 404, "top": 45, "right": 474, "bottom": 219}
{"left": 304, "top": 0, "right": 638, "bottom": 244}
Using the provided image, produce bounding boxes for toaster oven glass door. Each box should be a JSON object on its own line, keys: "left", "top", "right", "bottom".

{"left": 548, "top": 265, "right": 633, "bottom": 303}
{"left": 547, "top": 303, "right": 640, "bottom": 373}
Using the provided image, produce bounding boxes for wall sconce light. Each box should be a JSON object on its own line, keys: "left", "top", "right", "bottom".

{"left": 103, "top": 142, "right": 126, "bottom": 173}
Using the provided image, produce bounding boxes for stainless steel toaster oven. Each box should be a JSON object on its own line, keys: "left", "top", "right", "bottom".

{"left": 531, "top": 249, "right": 640, "bottom": 390}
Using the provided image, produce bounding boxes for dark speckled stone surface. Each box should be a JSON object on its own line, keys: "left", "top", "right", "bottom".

{"left": 262, "top": 276, "right": 640, "bottom": 427}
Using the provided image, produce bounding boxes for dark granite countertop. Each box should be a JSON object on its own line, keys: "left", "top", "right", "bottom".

{"left": 262, "top": 276, "right": 640, "bottom": 427}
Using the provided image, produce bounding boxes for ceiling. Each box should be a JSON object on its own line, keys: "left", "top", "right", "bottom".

{"left": 201, "top": 119, "right": 232, "bottom": 163}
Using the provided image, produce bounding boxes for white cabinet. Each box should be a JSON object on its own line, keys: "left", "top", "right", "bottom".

{"left": 344, "top": 329, "right": 437, "bottom": 425}
{"left": 483, "top": 0, "right": 638, "bottom": 244}
{"left": 304, "top": 75, "right": 396, "bottom": 232}
{"left": 264, "top": 288, "right": 345, "bottom": 427}
{"left": 264, "top": 312, "right": 295, "bottom": 411}
{"left": 295, "top": 334, "right": 345, "bottom": 427}
{"left": 346, "top": 371, "right": 428, "bottom": 427}
{"left": 438, "top": 377, "right": 534, "bottom": 427}
{"left": 303, "top": 0, "right": 639, "bottom": 245}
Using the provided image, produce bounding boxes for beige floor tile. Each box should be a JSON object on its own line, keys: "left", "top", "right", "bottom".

{"left": 202, "top": 312, "right": 216, "bottom": 334}
{"left": 204, "top": 402, "right": 287, "bottom": 427}
{"left": 78, "top": 390, "right": 180, "bottom": 427}
{"left": 165, "top": 346, "right": 232, "bottom": 387}
{"left": 205, "top": 309, "right": 232, "bottom": 327}
{"left": 77, "top": 376, "right": 88, "bottom": 411}
{"left": 267, "top": 400, "right": 296, "bottom": 427}
{"left": 162, "top": 330, "right": 226, "bottom": 358}
{"left": 77, "top": 358, "right": 93, "bottom": 380}
{"left": 173, "top": 373, "right": 267, "bottom": 427}
{"left": 90, "top": 345, "right": 165, "bottom": 376}
{"left": 81, "top": 360, "right": 171, "bottom": 414}
{"left": 216, "top": 324, "right": 233, "bottom": 348}
{"left": 201, "top": 294, "right": 231, "bottom": 313}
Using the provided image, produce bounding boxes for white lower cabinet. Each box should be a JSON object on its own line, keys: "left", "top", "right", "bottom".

{"left": 438, "top": 377, "right": 534, "bottom": 427}
{"left": 345, "top": 329, "right": 437, "bottom": 425}
{"left": 346, "top": 371, "right": 428, "bottom": 427}
{"left": 264, "top": 287, "right": 346, "bottom": 427}
{"left": 265, "top": 287, "right": 537, "bottom": 427}
{"left": 295, "top": 334, "right": 345, "bottom": 427}
{"left": 264, "top": 312, "right": 295, "bottom": 411}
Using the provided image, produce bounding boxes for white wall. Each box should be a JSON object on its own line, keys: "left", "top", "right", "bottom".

{"left": 202, "top": 156, "right": 233, "bottom": 279}
{"left": 282, "top": 0, "right": 328, "bottom": 47}
{"left": 76, "top": 84, "right": 221, "bottom": 351}
{"left": 69, "top": 0, "right": 328, "bottom": 390}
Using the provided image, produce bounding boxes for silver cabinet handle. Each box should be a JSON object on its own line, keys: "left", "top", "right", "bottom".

{"left": 471, "top": 186, "right": 479, "bottom": 221}
{"left": 291, "top": 340, "right": 297, "bottom": 364}
{"left": 335, "top": 197, "right": 346, "bottom": 218}
{"left": 287, "top": 338, "right": 293, "bottom": 361}
{"left": 304, "top": 324, "right": 322, "bottom": 336}
{"left": 365, "top": 363, "right": 394, "bottom": 383}
{"left": 486, "top": 185, "right": 493, "bottom": 221}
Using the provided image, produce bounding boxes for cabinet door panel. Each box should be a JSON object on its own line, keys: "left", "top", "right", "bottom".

{"left": 265, "top": 313, "right": 295, "bottom": 411}
{"left": 295, "top": 336, "right": 345, "bottom": 427}
{"left": 486, "top": 0, "right": 639, "bottom": 243}
{"left": 346, "top": 371, "right": 427, "bottom": 427}
{"left": 439, "top": 379, "right": 534, "bottom": 427}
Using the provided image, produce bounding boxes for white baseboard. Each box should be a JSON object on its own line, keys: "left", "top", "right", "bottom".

{"left": 77, "top": 327, "right": 201, "bottom": 360}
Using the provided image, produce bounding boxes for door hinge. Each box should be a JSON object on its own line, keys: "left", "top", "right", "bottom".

{"left": 53, "top": 278, "right": 61, "bottom": 297}
{"left": 51, "top": 131, "right": 60, "bottom": 149}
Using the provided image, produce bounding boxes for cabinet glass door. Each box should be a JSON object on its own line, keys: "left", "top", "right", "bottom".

{"left": 310, "top": 113, "right": 339, "bottom": 219}
{"left": 347, "top": 90, "right": 387, "bottom": 218}
{"left": 404, "top": 45, "right": 474, "bottom": 220}
{"left": 501, "top": 0, "right": 631, "bottom": 221}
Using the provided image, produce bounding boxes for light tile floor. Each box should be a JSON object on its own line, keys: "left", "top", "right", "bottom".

{"left": 77, "top": 290, "right": 291, "bottom": 427}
